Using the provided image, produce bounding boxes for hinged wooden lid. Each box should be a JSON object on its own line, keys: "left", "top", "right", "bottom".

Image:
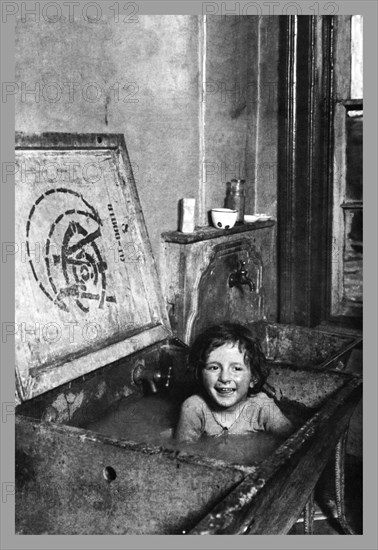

{"left": 15, "top": 133, "right": 171, "bottom": 401}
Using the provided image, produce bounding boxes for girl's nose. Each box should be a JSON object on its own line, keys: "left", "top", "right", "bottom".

{"left": 218, "top": 368, "right": 231, "bottom": 383}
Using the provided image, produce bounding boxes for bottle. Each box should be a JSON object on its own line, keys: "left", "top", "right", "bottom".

{"left": 226, "top": 179, "right": 245, "bottom": 223}
{"left": 179, "top": 198, "right": 195, "bottom": 233}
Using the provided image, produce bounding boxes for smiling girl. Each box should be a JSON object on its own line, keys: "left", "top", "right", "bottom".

{"left": 174, "top": 323, "right": 294, "bottom": 442}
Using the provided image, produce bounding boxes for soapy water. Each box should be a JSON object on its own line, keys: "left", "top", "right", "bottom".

{"left": 85, "top": 394, "right": 310, "bottom": 466}
{"left": 167, "top": 431, "right": 287, "bottom": 466}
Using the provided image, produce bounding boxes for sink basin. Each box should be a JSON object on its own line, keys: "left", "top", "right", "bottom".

{"left": 14, "top": 133, "right": 362, "bottom": 535}
{"left": 16, "top": 331, "right": 361, "bottom": 535}
{"left": 247, "top": 321, "right": 361, "bottom": 370}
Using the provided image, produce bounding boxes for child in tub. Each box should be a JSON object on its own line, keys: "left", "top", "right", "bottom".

{"left": 174, "top": 323, "right": 294, "bottom": 442}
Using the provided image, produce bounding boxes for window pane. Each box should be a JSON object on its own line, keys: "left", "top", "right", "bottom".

{"left": 346, "top": 111, "right": 363, "bottom": 201}
{"left": 342, "top": 207, "right": 362, "bottom": 310}
{"left": 351, "top": 15, "right": 363, "bottom": 99}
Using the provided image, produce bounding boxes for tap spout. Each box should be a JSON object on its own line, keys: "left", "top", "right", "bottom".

{"left": 229, "top": 260, "right": 256, "bottom": 292}
{"left": 132, "top": 361, "right": 172, "bottom": 394}
{"left": 244, "top": 279, "right": 255, "bottom": 292}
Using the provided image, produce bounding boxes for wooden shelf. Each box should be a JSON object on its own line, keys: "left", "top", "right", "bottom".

{"left": 161, "top": 220, "right": 275, "bottom": 244}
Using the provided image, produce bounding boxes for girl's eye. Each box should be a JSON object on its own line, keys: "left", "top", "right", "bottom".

{"left": 232, "top": 365, "right": 246, "bottom": 372}
{"left": 205, "top": 365, "right": 219, "bottom": 371}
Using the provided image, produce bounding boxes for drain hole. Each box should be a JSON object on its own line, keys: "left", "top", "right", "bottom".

{"left": 103, "top": 466, "right": 117, "bottom": 482}
{"left": 97, "top": 136, "right": 102, "bottom": 144}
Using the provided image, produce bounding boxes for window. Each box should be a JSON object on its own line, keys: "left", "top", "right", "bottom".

{"left": 331, "top": 16, "right": 363, "bottom": 323}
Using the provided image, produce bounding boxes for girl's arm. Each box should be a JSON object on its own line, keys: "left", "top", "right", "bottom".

{"left": 258, "top": 396, "right": 295, "bottom": 437}
{"left": 174, "top": 396, "right": 204, "bottom": 442}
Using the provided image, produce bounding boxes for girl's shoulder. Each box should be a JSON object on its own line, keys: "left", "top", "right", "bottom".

{"left": 247, "top": 392, "right": 275, "bottom": 405}
{"left": 181, "top": 393, "right": 208, "bottom": 412}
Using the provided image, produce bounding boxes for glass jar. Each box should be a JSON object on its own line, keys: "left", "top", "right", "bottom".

{"left": 226, "top": 179, "right": 245, "bottom": 223}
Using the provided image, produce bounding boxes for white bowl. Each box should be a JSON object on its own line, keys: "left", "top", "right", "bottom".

{"left": 244, "top": 213, "right": 272, "bottom": 223}
{"left": 211, "top": 208, "right": 238, "bottom": 229}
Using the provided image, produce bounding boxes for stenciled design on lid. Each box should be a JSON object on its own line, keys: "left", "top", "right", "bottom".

{"left": 26, "top": 188, "right": 117, "bottom": 313}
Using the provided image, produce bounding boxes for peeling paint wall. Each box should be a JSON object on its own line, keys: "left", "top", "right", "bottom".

{"left": 204, "top": 16, "right": 280, "bottom": 219}
{"left": 16, "top": 15, "right": 279, "bottom": 264}
{"left": 16, "top": 15, "right": 202, "bottom": 262}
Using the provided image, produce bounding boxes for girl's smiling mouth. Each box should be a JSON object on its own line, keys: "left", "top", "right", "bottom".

{"left": 215, "top": 387, "right": 235, "bottom": 394}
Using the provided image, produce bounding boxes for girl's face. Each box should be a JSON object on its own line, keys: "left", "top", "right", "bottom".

{"left": 201, "top": 342, "right": 255, "bottom": 411}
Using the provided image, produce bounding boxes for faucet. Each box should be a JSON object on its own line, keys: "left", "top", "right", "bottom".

{"left": 132, "top": 360, "right": 172, "bottom": 394}
{"left": 229, "top": 260, "right": 255, "bottom": 292}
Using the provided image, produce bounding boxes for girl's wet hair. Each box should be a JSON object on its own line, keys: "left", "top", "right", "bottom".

{"left": 189, "top": 322, "right": 269, "bottom": 394}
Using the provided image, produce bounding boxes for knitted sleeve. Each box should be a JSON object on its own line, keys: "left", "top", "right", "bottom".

{"left": 174, "top": 395, "right": 205, "bottom": 442}
{"left": 255, "top": 393, "right": 295, "bottom": 436}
